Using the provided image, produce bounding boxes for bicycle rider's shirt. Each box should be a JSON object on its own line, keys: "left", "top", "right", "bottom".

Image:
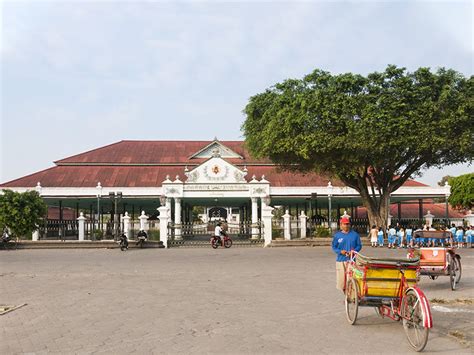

{"left": 214, "top": 226, "right": 222, "bottom": 237}
{"left": 332, "top": 230, "right": 362, "bottom": 262}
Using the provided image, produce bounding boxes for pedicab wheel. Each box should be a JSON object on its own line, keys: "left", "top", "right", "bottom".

{"left": 401, "top": 289, "right": 429, "bottom": 352}
{"left": 211, "top": 239, "right": 219, "bottom": 249}
{"left": 454, "top": 257, "right": 462, "bottom": 284}
{"left": 224, "top": 239, "right": 232, "bottom": 248}
{"left": 345, "top": 278, "right": 359, "bottom": 325}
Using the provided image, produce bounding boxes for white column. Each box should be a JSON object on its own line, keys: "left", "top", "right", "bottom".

{"left": 251, "top": 197, "right": 259, "bottom": 239}
{"left": 166, "top": 198, "right": 172, "bottom": 212}
{"left": 139, "top": 211, "right": 149, "bottom": 231}
{"left": 174, "top": 197, "right": 182, "bottom": 240}
{"left": 299, "top": 211, "right": 308, "bottom": 239}
{"left": 77, "top": 212, "right": 86, "bottom": 241}
{"left": 424, "top": 211, "right": 434, "bottom": 227}
{"left": 261, "top": 205, "right": 274, "bottom": 247}
{"left": 32, "top": 229, "right": 39, "bottom": 241}
{"left": 283, "top": 210, "right": 291, "bottom": 240}
{"left": 158, "top": 206, "right": 170, "bottom": 248}
{"left": 122, "top": 212, "right": 131, "bottom": 239}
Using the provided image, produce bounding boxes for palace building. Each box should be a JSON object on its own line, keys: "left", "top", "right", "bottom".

{"left": 0, "top": 139, "right": 455, "bottom": 246}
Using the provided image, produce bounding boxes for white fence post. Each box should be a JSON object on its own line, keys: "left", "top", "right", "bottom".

{"left": 122, "top": 212, "right": 131, "bottom": 239}
{"left": 77, "top": 212, "right": 86, "bottom": 241}
{"left": 299, "top": 211, "right": 307, "bottom": 239}
{"left": 283, "top": 210, "right": 291, "bottom": 240}
{"left": 139, "top": 211, "right": 149, "bottom": 231}
{"left": 424, "top": 211, "right": 434, "bottom": 227}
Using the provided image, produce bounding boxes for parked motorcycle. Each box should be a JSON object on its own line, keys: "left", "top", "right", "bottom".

{"left": 136, "top": 230, "right": 148, "bottom": 248}
{"left": 1, "top": 228, "right": 15, "bottom": 249}
{"left": 119, "top": 233, "right": 128, "bottom": 251}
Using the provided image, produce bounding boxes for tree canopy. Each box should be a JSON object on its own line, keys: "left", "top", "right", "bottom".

{"left": 0, "top": 190, "right": 48, "bottom": 239}
{"left": 448, "top": 173, "right": 474, "bottom": 210}
{"left": 242, "top": 65, "right": 473, "bottom": 227}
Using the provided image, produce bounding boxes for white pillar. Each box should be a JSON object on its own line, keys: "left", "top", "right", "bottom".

{"left": 261, "top": 205, "right": 274, "bottom": 247}
{"left": 139, "top": 211, "right": 149, "bottom": 231}
{"left": 32, "top": 229, "right": 39, "bottom": 241}
{"left": 122, "top": 212, "right": 131, "bottom": 239}
{"left": 77, "top": 212, "right": 86, "bottom": 241}
{"left": 174, "top": 198, "right": 182, "bottom": 240}
{"left": 158, "top": 206, "right": 170, "bottom": 248}
{"left": 387, "top": 213, "right": 393, "bottom": 227}
{"left": 299, "top": 211, "right": 308, "bottom": 239}
{"left": 283, "top": 210, "right": 291, "bottom": 240}
{"left": 424, "top": 211, "right": 434, "bottom": 227}
{"left": 166, "top": 198, "right": 172, "bottom": 212}
{"left": 251, "top": 197, "right": 259, "bottom": 239}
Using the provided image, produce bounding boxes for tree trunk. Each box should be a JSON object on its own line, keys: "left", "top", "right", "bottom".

{"left": 363, "top": 194, "right": 390, "bottom": 235}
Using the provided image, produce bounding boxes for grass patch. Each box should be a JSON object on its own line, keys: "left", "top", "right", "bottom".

{"left": 449, "top": 330, "right": 465, "bottom": 340}
{"left": 430, "top": 298, "right": 473, "bottom": 305}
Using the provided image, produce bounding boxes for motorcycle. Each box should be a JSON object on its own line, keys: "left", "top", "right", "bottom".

{"left": 136, "top": 230, "right": 148, "bottom": 248}
{"left": 210, "top": 232, "right": 233, "bottom": 249}
{"left": 1, "top": 229, "right": 15, "bottom": 249}
{"left": 119, "top": 233, "right": 128, "bottom": 251}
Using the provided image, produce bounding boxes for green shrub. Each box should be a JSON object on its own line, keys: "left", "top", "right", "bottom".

{"left": 313, "top": 226, "right": 331, "bottom": 238}
{"left": 147, "top": 230, "right": 160, "bottom": 241}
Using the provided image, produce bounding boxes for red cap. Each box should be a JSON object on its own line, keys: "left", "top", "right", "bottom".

{"left": 340, "top": 217, "right": 350, "bottom": 224}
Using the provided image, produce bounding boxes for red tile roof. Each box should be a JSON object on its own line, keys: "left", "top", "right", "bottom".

{"left": 355, "top": 203, "right": 465, "bottom": 219}
{"left": 1, "top": 140, "right": 428, "bottom": 188}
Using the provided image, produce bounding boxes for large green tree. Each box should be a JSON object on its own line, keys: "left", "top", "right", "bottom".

{"left": 448, "top": 173, "right": 474, "bottom": 210}
{"left": 242, "top": 65, "right": 473, "bottom": 229}
{"left": 0, "top": 190, "right": 48, "bottom": 239}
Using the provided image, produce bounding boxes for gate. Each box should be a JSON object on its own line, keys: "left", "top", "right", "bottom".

{"left": 167, "top": 220, "right": 263, "bottom": 247}
{"left": 39, "top": 219, "right": 79, "bottom": 240}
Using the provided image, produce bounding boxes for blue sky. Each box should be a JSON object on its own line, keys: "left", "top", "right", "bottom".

{"left": 1, "top": 0, "right": 472, "bottom": 186}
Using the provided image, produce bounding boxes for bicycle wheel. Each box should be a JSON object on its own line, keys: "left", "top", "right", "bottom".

{"left": 224, "top": 238, "right": 232, "bottom": 248}
{"left": 401, "top": 289, "right": 430, "bottom": 352}
{"left": 345, "top": 278, "right": 359, "bottom": 325}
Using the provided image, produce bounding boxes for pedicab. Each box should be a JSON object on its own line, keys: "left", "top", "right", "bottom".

{"left": 344, "top": 251, "right": 432, "bottom": 352}
{"left": 411, "top": 231, "right": 462, "bottom": 290}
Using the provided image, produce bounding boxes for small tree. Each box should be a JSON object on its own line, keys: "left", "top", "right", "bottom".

{"left": 448, "top": 173, "right": 474, "bottom": 210}
{"left": 0, "top": 190, "right": 48, "bottom": 239}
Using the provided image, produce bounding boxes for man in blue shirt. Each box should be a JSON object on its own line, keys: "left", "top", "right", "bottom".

{"left": 332, "top": 217, "right": 362, "bottom": 292}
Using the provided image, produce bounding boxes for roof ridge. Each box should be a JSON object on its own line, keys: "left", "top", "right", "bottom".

{"left": 54, "top": 140, "right": 125, "bottom": 164}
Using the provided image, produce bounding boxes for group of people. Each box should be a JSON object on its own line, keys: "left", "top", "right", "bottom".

{"left": 369, "top": 223, "right": 474, "bottom": 249}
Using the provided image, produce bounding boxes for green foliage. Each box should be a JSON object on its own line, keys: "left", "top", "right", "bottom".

{"left": 438, "top": 175, "right": 453, "bottom": 187}
{"left": 147, "top": 230, "right": 160, "bottom": 241}
{"left": 448, "top": 173, "right": 474, "bottom": 209}
{"left": 313, "top": 226, "right": 331, "bottom": 238}
{"left": 0, "top": 190, "right": 48, "bottom": 239}
{"left": 243, "top": 65, "right": 473, "bottom": 226}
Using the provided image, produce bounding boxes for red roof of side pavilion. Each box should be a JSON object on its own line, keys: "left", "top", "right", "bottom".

{"left": 0, "top": 140, "right": 428, "bottom": 188}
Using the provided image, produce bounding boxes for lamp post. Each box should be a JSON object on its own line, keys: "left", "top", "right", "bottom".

{"left": 96, "top": 182, "right": 102, "bottom": 233}
{"left": 444, "top": 181, "right": 450, "bottom": 225}
{"left": 109, "top": 191, "right": 122, "bottom": 241}
{"left": 327, "top": 182, "right": 333, "bottom": 233}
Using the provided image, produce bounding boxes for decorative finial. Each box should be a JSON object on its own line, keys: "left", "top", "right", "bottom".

{"left": 184, "top": 166, "right": 189, "bottom": 172}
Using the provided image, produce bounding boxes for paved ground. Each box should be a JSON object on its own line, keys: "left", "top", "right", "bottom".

{"left": 1, "top": 247, "right": 472, "bottom": 354}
